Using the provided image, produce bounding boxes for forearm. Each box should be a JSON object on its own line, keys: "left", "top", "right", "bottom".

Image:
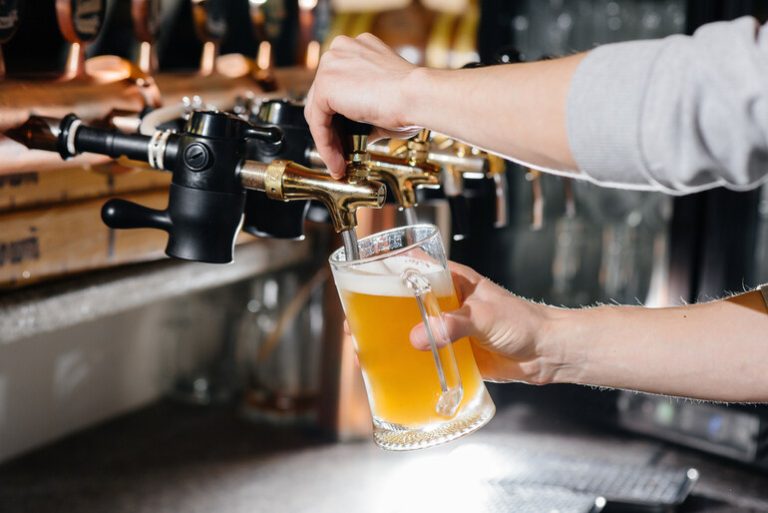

{"left": 402, "top": 55, "right": 586, "bottom": 173}
{"left": 543, "top": 290, "right": 768, "bottom": 401}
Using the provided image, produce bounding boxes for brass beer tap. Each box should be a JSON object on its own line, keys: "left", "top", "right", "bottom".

{"left": 333, "top": 116, "right": 385, "bottom": 260}
{"left": 366, "top": 129, "right": 440, "bottom": 225}
{"left": 239, "top": 159, "right": 386, "bottom": 237}
{"left": 308, "top": 128, "right": 441, "bottom": 226}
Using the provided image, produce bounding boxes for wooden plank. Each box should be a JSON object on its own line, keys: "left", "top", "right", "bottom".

{"left": 0, "top": 163, "right": 170, "bottom": 212}
{"left": 0, "top": 190, "right": 170, "bottom": 288}
{"left": 0, "top": 187, "right": 264, "bottom": 289}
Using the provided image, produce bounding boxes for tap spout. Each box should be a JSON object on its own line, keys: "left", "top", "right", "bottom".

{"left": 239, "top": 159, "right": 386, "bottom": 233}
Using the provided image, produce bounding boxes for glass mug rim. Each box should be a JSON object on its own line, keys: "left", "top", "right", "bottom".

{"left": 328, "top": 223, "right": 440, "bottom": 267}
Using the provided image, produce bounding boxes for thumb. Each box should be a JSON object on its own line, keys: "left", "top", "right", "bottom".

{"left": 409, "top": 307, "right": 474, "bottom": 351}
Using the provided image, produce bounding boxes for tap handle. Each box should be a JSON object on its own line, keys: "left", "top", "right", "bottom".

{"left": 333, "top": 114, "right": 372, "bottom": 155}
{"left": 245, "top": 125, "right": 283, "bottom": 145}
{"left": 102, "top": 199, "right": 171, "bottom": 231}
{"left": 102, "top": 183, "right": 245, "bottom": 263}
{"left": 333, "top": 115, "right": 373, "bottom": 137}
{"left": 415, "top": 129, "right": 431, "bottom": 143}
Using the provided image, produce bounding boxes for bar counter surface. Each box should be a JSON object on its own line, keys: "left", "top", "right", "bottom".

{"left": 1, "top": 396, "right": 767, "bottom": 513}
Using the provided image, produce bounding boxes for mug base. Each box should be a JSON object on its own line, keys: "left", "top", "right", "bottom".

{"left": 372, "top": 390, "right": 496, "bottom": 451}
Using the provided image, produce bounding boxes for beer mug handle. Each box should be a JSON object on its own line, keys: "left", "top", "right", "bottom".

{"left": 402, "top": 269, "right": 464, "bottom": 417}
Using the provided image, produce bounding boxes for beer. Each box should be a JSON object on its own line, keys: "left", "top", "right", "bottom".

{"left": 333, "top": 250, "right": 494, "bottom": 449}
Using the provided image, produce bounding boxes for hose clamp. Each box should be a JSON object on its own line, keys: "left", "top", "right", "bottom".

{"left": 66, "top": 118, "right": 82, "bottom": 157}
{"left": 147, "top": 130, "right": 172, "bottom": 170}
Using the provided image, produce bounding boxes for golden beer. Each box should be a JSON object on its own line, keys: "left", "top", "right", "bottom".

{"left": 342, "top": 285, "right": 484, "bottom": 426}
{"left": 331, "top": 228, "right": 495, "bottom": 451}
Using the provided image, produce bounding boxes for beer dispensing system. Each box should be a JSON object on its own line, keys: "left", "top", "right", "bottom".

{"left": 7, "top": 111, "right": 385, "bottom": 263}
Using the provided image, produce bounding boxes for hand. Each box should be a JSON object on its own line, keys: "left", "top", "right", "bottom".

{"left": 304, "top": 33, "right": 423, "bottom": 178}
{"left": 410, "top": 262, "right": 555, "bottom": 384}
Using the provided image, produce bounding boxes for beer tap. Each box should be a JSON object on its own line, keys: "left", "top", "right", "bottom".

{"left": 331, "top": 115, "right": 380, "bottom": 260}
{"left": 308, "top": 129, "right": 442, "bottom": 226}
{"left": 131, "top": 0, "right": 162, "bottom": 75}
{"left": 368, "top": 126, "right": 509, "bottom": 239}
{"left": 242, "top": 99, "right": 317, "bottom": 240}
{"left": 251, "top": 110, "right": 384, "bottom": 260}
{"left": 0, "top": 0, "right": 22, "bottom": 79}
{"left": 6, "top": 111, "right": 385, "bottom": 263}
{"left": 191, "top": 0, "right": 227, "bottom": 77}
{"left": 55, "top": 0, "right": 107, "bottom": 81}
{"left": 367, "top": 137, "right": 488, "bottom": 176}
{"left": 366, "top": 129, "right": 441, "bottom": 226}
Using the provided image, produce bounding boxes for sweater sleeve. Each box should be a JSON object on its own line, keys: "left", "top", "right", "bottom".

{"left": 567, "top": 16, "right": 768, "bottom": 195}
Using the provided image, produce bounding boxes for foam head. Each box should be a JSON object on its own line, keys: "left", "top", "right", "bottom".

{"left": 333, "top": 255, "right": 453, "bottom": 297}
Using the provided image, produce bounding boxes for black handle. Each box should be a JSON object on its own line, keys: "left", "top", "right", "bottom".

{"left": 102, "top": 199, "right": 171, "bottom": 231}
{"left": 333, "top": 114, "right": 373, "bottom": 157}
{"left": 245, "top": 125, "right": 283, "bottom": 144}
{"left": 101, "top": 184, "right": 245, "bottom": 264}
{"left": 333, "top": 114, "right": 373, "bottom": 137}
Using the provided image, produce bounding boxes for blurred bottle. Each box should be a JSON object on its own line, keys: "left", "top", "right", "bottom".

{"left": 241, "top": 266, "right": 327, "bottom": 425}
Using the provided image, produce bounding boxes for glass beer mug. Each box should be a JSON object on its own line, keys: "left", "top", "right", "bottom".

{"left": 329, "top": 224, "right": 495, "bottom": 450}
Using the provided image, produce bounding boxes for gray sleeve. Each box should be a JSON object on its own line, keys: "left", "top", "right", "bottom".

{"left": 567, "top": 16, "right": 768, "bottom": 194}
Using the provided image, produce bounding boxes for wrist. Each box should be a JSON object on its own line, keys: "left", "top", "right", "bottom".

{"left": 535, "top": 305, "right": 590, "bottom": 385}
{"left": 398, "top": 66, "right": 440, "bottom": 128}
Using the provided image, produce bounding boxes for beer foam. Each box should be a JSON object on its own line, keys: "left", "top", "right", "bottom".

{"left": 334, "top": 256, "right": 453, "bottom": 297}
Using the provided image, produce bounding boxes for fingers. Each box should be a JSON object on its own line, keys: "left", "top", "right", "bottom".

{"left": 409, "top": 306, "right": 475, "bottom": 351}
{"left": 304, "top": 84, "right": 347, "bottom": 179}
{"left": 304, "top": 33, "right": 403, "bottom": 179}
{"left": 448, "top": 261, "right": 484, "bottom": 302}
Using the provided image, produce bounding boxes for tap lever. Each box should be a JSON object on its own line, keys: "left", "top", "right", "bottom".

{"left": 101, "top": 183, "right": 245, "bottom": 263}
{"left": 102, "top": 198, "right": 171, "bottom": 231}
{"left": 333, "top": 115, "right": 372, "bottom": 181}
{"left": 333, "top": 115, "right": 373, "bottom": 143}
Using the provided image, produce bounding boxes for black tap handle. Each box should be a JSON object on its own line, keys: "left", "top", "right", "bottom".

{"left": 448, "top": 195, "right": 471, "bottom": 241}
{"left": 101, "top": 184, "right": 245, "bottom": 264}
{"left": 245, "top": 125, "right": 283, "bottom": 144}
{"left": 333, "top": 114, "right": 373, "bottom": 136}
{"left": 333, "top": 115, "right": 373, "bottom": 156}
{"left": 101, "top": 199, "right": 171, "bottom": 231}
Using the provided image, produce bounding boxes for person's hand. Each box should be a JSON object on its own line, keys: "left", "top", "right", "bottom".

{"left": 410, "top": 262, "right": 556, "bottom": 384}
{"left": 304, "top": 33, "right": 423, "bottom": 178}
